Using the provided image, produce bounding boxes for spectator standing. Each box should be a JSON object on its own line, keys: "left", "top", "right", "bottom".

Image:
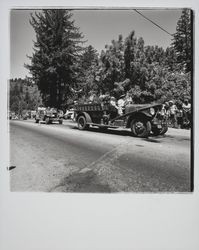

{"left": 182, "top": 99, "right": 191, "bottom": 126}
{"left": 182, "top": 99, "right": 191, "bottom": 112}
{"left": 175, "top": 100, "right": 183, "bottom": 129}
{"left": 168, "top": 100, "right": 177, "bottom": 128}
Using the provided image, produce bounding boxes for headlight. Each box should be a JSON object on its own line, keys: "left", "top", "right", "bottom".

{"left": 150, "top": 107, "right": 155, "bottom": 115}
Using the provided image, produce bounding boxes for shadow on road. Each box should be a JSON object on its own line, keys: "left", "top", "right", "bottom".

{"left": 50, "top": 168, "right": 112, "bottom": 193}
{"left": 142, "top": 138, "right": 161, "bottom": 143}
{"left": 72, "top": 126, "right": 165, "bottom": 143}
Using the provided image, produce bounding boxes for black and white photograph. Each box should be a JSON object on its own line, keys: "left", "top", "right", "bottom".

{"left": 9, "top": 8, "right": 193, "bottom": 193}
{"left": 1, "top": 1, "right": 199, "bottom": 250}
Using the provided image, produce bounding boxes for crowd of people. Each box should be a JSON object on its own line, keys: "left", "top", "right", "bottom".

{"left": 162, "top": 99, "right": 191, "bottom": 129}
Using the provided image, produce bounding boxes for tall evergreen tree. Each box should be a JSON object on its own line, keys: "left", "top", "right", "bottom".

{"left": 25, "top": 10, "right": 84, "bottom": 108}
{"left": 172, "top": 9, "right": 192, "bottom": 72}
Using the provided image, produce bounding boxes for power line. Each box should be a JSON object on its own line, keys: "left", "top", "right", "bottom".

{"left": 134, "top": 9, "right": 174, "bottom": 37}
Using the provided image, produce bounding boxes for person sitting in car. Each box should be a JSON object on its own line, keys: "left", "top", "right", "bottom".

{"left": 109, "top": 96, "right": 119, "bottom": 118}
{"left": 124, "top": 92, "right": 133, "bottom": 106}
{"left": 117, "top": 94, "right": 125, "bottom": 115}
{"left": 110, "top": 96, "right": 118, "bottom": 109}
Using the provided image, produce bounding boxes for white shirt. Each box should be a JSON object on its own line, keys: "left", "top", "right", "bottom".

{"left": 118, "top": 98, "right": 125, "bottom": 107}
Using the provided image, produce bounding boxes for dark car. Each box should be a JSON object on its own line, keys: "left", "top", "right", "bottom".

{"left": 73, "top": 102, "right": 168, "bottom": 138}
{"left": 35, "top": 107, "right": 64, "bottom": 124}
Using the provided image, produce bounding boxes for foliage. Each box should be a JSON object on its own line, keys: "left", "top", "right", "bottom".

{"left": 79, "top": 8, "right": 192, "bottom": 104}
{"left": 25, "top": 10, "right": 84, "bottom": 108}
{"left": 22, "top": 9, "right": 191, "bottom": 106}
{"left": 78, "top": 45, "right": 99, "bottom": 94}
{"left": 172, "top": 8, "right": 192, "bottom": 72}
{"left": 9, "top": 78, "right": 43, "bottom": 114}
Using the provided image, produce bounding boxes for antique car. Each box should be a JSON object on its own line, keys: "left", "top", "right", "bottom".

{"left": 73, "top": 101, "right": 168, "bottom": 138}
{"left": 35, "top": 107, "right": 64, "bottom": 124}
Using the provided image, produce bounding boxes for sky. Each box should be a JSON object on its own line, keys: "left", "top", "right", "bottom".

{"left": 10, "top": 9, "right": 182, "bottom": 79}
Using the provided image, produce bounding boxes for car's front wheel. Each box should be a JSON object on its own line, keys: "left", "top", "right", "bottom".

{"left": 131, "top": 118, "right": 151, "bottom": 138}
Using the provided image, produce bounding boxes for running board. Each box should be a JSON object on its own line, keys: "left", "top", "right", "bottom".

{"left": 87, "top": 123, "right": 119, "bottom": 129}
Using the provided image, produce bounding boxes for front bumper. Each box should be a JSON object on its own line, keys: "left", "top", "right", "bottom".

{"left": 152, "top": 117, "right": 167, "bottom": 128}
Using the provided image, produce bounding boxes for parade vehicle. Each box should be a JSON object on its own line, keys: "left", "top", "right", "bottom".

{"left": 73, "top": 101, "right": 168, "bottom": 138}
{"left": 35, "top": 107, "right": 64, "bottom": 124}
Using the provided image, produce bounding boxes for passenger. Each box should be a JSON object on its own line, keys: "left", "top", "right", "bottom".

{"left": 124, "top": 92, "right": 133, "bottom": 106}
{"left": 99, "top": 92, "right": 110, "bottom": 102}
{"left": 110, "top": 96, "right": 118, "bottom": 118}
{"left": 110, "top": 96, "right": 118, "bottom": 109}
{"left": 117, "top": 94, "right": 125, "bottom": 115}
{"left": 88, "top": 91, "right": 98, "bottom": 103}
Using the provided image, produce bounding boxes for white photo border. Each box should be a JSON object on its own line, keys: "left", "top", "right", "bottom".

{"left": 0, "top": 1, "right": 198, "bottom": 250}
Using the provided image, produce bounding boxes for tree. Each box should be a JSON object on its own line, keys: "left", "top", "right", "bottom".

{"left": 9, "top": 78, "right": 43, "bottom": 114}
{"left": 77, "top": 45, "right": 99, "bottom": 97}
{"left": 25, "top": 10, "right": 84, "bottom": 108}
{"left": 98, "top": 34, "right": 125, "bottom": 95}
{"left": 172, "top": 9, "right": 192, "bottom": 72}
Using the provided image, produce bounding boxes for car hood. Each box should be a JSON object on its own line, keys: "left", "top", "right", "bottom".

{"left": 125, "top": 103, "right": 162, "bottom": 113}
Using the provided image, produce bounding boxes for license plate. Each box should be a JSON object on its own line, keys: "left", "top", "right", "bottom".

{"left": 157, "top": 125, "right": 162, "bottom": 129}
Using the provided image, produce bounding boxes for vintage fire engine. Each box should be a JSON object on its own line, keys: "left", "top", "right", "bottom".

{"left": 73, "top": 101, "right": 168, "bottom": 138}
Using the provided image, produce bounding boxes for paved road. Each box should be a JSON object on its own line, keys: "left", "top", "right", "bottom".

{"left": 9, "top": 119, "right": 192, "bottom": 192}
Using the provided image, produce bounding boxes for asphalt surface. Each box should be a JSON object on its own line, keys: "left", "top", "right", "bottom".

{"left": 9, "top": 119, "right": 191, "bottom": 192}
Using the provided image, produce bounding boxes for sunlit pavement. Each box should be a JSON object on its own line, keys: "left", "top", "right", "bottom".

{"left": 9, "top": 119, "right": 191, "bottom": 192}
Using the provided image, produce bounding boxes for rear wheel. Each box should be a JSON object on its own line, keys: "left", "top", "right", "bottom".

{"left": 77, "top": 115, "right": 89, "bottom": 130}
{"left": 131, "top": 118, "right": 151, "bottom": 138}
